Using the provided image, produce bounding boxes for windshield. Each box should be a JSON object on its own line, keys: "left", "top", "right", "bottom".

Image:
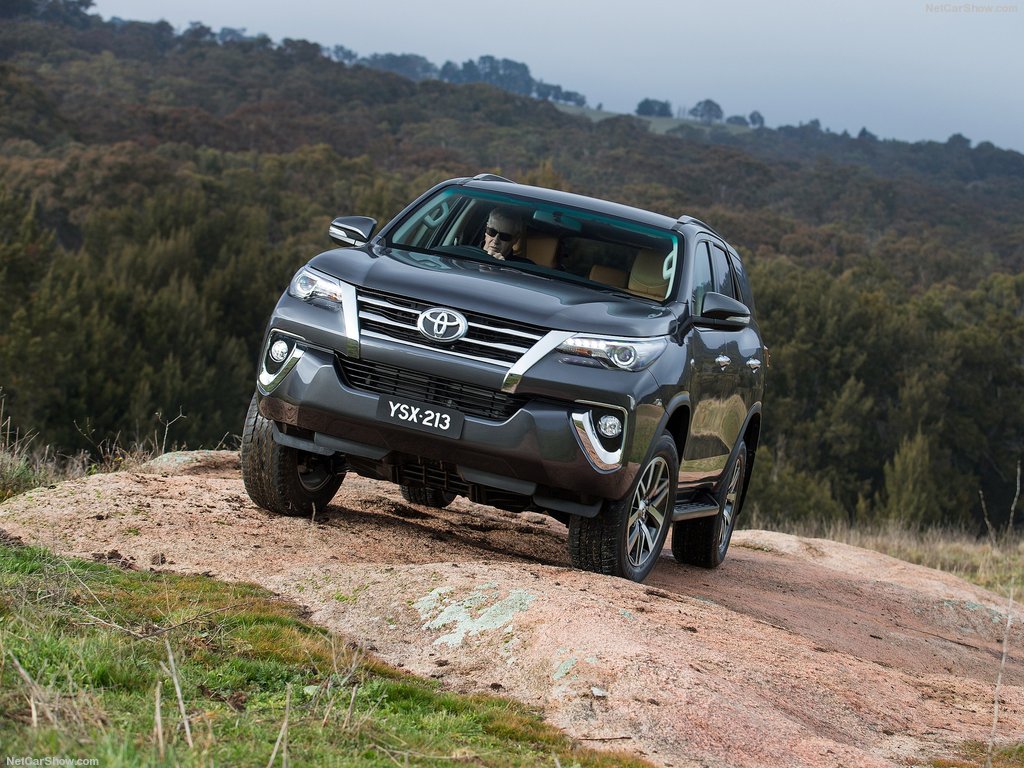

{"left": 387, "top": 188, "right": 680, "bottom": 302}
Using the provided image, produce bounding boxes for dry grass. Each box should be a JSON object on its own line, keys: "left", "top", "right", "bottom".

{"left": 1, "top": 396, "right": 85, "bottom": 502}
{"left": 745, "top": 516, "right": 1022, "bottom": 597}
{"left": 0, "top": 394, "right": 181, "bottom": 503}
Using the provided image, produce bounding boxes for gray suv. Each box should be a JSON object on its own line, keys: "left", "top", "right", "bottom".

{"left": 242, "top": 175, "right": 765, "bottom": 582}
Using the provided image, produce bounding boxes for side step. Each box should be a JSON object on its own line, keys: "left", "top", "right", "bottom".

{"left": 672, "top": 493, "right": 720, "bottom": 522}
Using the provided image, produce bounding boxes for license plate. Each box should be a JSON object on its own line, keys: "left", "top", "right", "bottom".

{"left": 376, "top": 396, "right": 464, "bottom": 438}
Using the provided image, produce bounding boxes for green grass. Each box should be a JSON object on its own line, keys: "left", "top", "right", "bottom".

{"left": 0, "top": 540, "right": 652, "bottom": 767}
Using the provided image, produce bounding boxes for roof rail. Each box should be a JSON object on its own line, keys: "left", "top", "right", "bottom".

{"left": 675, "top": 214, "right": 723, "bottom": 239}
{"left": 472, "top": 173, "right": 516, "bottom": 183}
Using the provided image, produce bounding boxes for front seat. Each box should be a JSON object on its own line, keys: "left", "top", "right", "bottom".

{"left": 588, "top": 265, "right": 629, "bottom": 288}
{"left": 628, "top": 249, "right": 669, "bottom": 300}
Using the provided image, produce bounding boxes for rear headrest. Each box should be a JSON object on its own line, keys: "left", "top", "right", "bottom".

{"left": 628, "top": 249, "right": 669, "bottom": 300}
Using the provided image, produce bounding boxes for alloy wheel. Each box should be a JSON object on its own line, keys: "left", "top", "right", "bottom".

{"left": 626, "top": 456, "right": 671, "bottom": 568}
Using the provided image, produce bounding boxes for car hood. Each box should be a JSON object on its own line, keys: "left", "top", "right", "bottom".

{"left": 309, "top": 245, "right": 680, "bottom": 336}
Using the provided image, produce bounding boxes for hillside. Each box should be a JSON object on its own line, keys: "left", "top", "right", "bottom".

{"left": 1, "top": 451, "right": 1021, "bottom": 767}
{"left": 0, "top": 3, "right": 1022, "bottom": 532}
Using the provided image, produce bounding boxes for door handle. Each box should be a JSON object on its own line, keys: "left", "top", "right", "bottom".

{"left": 746, "top": 358, "right": 762, "bottom": 371}
{"left": 715, "top": 355, "right": 731, "bottom": 369}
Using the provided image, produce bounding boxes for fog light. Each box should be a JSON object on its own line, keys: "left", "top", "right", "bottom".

{"left": 597, "top": 414, "right": 622, "bottom": 438}
{"left": 269, "top": 339, "right": 290, "bottom": 363}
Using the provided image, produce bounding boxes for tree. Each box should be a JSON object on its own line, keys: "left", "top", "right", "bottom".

{"left": 279, "top": 38, "right": 323, "bottom": 64}
{"left": 440, "top": 56, "right": 531, "bottom": 94}
{"left": 748, "top": 110, "right": 764, "bottom": 129}
{"left": 688, "top": 99, "right": 723, "bottom": 124}
{"left": 216, "top": 27, "right": 249, "bottom": 44}
{"left": 180, "top": 22, "right": 215, "bottom": 45}
{"left": 439, "top": 61, "right": 463, "bottom": 83}
{"left": 329, "top": 45, "right": 357, "bottom": 64}
{"left": 946, "top": 133, "right": 971, "bottom": 150}
{"left": 477, "top": 56, "right": 533, "bottom": 95}
{"left": 0, "top": 187, "right": 56, "bottom": 332}
{"left": 362, "top": 53, "right": 437, "bottom": 81}
{"left": 726, "top": 115, "right": 749, "bottom": 127}
{"left": 881, "top": 432, "right": 940, "bottom": 527}
{"left": 32, "top": 0, "right": 93, "bottom": 26}
{"left": 0, "top": 0, "right": 37, "bottom": 18}
{"left": 636, "top": 98, "right": 671, "bottom": 118}
{"left": 534, "top": 81, "right": 559, "bottom": 101}
{"left": 560, "top": 90, "right": 586, "bottom": 107}
{"left": 521, "top": 158, "right": 569, "bottom": 190}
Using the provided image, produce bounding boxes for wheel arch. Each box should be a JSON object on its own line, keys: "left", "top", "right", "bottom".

{"left": 662, "top": 394, "right": 691, "bottom": 461}
{"left": 737, "top": 404, "right": 762, "bottom": 502}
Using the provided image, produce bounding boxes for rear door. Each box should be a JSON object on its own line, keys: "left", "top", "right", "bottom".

{"left": 729, "top": 252, "right": 765, "bottom": 409}
{"left": 683, "top": 240, "right": 746, "bottom": 477}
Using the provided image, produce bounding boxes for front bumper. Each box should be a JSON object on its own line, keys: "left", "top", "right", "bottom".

{"left": 256, "top": 330, "right": 664, "bottom": 517}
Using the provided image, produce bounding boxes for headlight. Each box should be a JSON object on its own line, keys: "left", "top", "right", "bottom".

{"left": 556, "top": 335, "right": 669, "bottom": 372}
{"left": 288, "top": 267, "right": 345, "bottom": 309}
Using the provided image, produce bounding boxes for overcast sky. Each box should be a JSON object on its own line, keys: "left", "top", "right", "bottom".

{"left": 90, "top": 0, "right": 1024, "bottom": 152}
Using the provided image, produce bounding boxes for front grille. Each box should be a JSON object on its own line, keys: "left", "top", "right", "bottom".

{"left": 336, "top": 355, "right": 527, "bottom": 421}
{"left": 356, "top": 288, "right": 546, "bottom": 368}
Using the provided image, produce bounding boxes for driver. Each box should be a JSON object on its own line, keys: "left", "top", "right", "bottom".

{"left": 482, "top": 207, "right": 525, "bottom": 261}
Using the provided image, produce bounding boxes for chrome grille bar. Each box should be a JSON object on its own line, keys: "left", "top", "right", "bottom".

{"left": 360, "top": 330, "right": 516, "bottom": 369}
{"left": 357, "top": 289, "right": 548, "bottom": 368}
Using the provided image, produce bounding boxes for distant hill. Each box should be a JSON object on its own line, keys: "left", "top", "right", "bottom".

{"left": 0, "top": 2, "right": 1021, "bottom": 532}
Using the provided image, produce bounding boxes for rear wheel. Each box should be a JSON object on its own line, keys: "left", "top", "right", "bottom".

{"left": 241, "top": 394, "right": 344, "bottom": 516}
{"left": 399, "top": 485, "right": 456, "bottom": 509}
{"left": 672, "top": 440, "right": 747, "bottom": 568}
{"left": 568, "top": 434, "right": 678, "bottom": 582}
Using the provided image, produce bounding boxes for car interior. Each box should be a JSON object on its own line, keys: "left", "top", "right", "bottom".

{"left": 392, "top": 192, "right": 677, "bottom": 301}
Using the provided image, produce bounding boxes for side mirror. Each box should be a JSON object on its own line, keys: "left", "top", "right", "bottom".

{"left": 328, "top": 216, "right": 377, "bottom": 247}
{"left": 698, "top": 292, "right": 751, "bottom": 328}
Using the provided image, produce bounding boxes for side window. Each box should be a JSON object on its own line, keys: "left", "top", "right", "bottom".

{"left": 710, "top": 243, "right": 737, "bottom": 299}
{"left": 730, "top": 254, "right": 755, "bottom": 310}
{"left": 691, "top": 241, "right": 713, "bottom": 314}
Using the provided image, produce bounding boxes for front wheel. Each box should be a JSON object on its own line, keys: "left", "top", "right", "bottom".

{"left": 672, "top": 440, "right": 747, "bottom": 568}
{"left": 240, "top": 394, "right": 344, "bottom": 516}
{"left": 568, "top": 434, "right": 678, "bottom": 582}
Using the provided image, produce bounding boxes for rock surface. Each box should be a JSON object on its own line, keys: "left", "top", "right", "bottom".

{"left": 2, "top": 451, "right": 1021, "bottom": 767}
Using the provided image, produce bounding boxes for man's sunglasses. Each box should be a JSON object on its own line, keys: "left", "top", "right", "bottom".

{"left": 484, "top": 225, "right": 515, "bottom": 242}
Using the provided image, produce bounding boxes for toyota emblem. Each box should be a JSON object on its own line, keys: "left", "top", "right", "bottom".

{"left": 417, "top": 307, "right": 468, "bottom": 343}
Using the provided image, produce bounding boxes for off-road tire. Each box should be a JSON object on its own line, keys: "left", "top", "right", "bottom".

{"left": 672, "top": 440, "right": 747, "bottom": 568}
{"left": 241, "top": 393, "right": 343, "bottom": 516}
{"left": 568, "top": 433, "right": 678, "bottom": 582}
{"left": 399, "top": 484, "right": 456, "bottom": 508}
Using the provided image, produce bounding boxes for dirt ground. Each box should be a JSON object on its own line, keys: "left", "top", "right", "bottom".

{"left": 1, "top": 450, "right": 1021, "bottom": 768}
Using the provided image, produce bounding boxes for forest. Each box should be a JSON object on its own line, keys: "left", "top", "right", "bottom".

{"left": 1, "top": 1, "right": 1022, "bottom": 530}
